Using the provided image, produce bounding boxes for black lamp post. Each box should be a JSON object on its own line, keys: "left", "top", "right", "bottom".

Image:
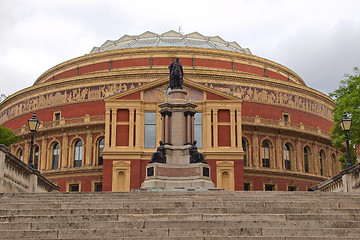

{"left": 340, "top": 112, "right": 352, "bottom": 169}
{"left": 28, "top": 112, "right": 40, "bottom": 168}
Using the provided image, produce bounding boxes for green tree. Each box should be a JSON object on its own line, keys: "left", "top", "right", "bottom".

{"left": 329, "top": 67, "right": 360, "bottom": 169}
{"left": 0, "top": 125, "right": 19, "bottom": 147}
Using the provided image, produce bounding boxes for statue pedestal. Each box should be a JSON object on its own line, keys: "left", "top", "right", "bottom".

{"left": 141, "top": 89, "right": 215, "bottom": 190}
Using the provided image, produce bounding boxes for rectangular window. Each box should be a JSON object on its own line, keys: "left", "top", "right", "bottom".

{"left": 144, "top": 112, "right": 156, "bottom": 148}
{"left": 55, "top": 112, "right": 61, "bottom": 121}
{"left": 244, "top": 183, "right": 251, "bottom": 191}
{"left": 194, "top": 112, "right": 202, "bottom": 148}
{"left": 283, "top": 114, "right": 289, "bottom": 122}
{"left": 94, "top": 182, "right": 102, "bottom": 192}
{"left": 54, "top": 111, "right": 61, "bottom": 126}
{"left": 265, "top": 184, "right": 275, "bottom": 191}
{"left": 288, "top": 186, "right": 297, "bottom": 191}
{"left": 69, "top": 184, "right": 79, "bottom": 192}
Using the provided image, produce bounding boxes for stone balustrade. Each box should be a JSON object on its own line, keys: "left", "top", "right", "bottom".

{"left": 314, "top": 161, "right": 360, "bottom": 192}
{"left": 13, "top": 115, "right": 105, "bottom": 136}
{"left": 0, "top": 144, "right": 59, "bottom": 193}
{"left": 242, "top": 115, "right": 330, "bottom": 138}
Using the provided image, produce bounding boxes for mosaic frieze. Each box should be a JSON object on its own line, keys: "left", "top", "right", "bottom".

{"left": 0, "top": 80, "right": 333, "bottom": 125}
{"left": 204, "top": 82, "right": 333, "bottom": 120}
{"left": 143, "top": 85, "right": 203, "bottom": 102}
{"left": 0, "top": 83, "right": 140, "bottom": 124}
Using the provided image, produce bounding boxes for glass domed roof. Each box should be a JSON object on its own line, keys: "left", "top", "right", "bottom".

{"left": 90, "top": 30, "right": 252, "bottom": 55}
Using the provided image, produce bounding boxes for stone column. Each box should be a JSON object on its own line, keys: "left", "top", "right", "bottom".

{"left": 230, "top": 109, "right": 236, "bottom": 147}
{"left": 205, "top": 110, "right": 212, "bottom": 148}
{"left": 105, "top": 109, "right": 111, "bottom": 147}
{"left": 24, "top": 140, "right": 29, "bottom": 164}
{"left": 252, "top": 131, "right": 259, "bottom": 167}
{"left": 85, "top": 130, "right": 92, "bottom": 166}
{"left": 163, "top": 112, "right": 172, "bottom": 144}
{"left": 129, "top": 109, "right": 134, "bottom": 147}
{"left": 313, "top": 142, "right": 319, "bottom": 174}
{"left": 61, "top": 133, "right": 68, "bottom": 168}
{"left": 135, "top": 110, "right": 143, "bottom": 148}
{"left": 213, "top": 109, "right": 218, "bottom": 147}
{"left": 111, "top": 109, "right": 117, "bottom": 147}
{"left": 236, "top": 109, "right": 242, "bottom": 148}
{"left": 191, "top": 114, "right": 194, "bottom": 143}
{"left": 186, "top": 113, "right": 191, "bottom": 144}
{"left": 161, "top": 114, "right": 165, "bottom": 143}
{"left": 40, "top": 136, "right": 47, "bottom": 170}
{"left": 184, "top": 111, "right": 195, "bottom": 145}
{"left": 296, "top": 138, "right": 302, "bottom": 172}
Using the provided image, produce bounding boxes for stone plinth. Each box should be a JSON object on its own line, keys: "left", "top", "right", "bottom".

{"left": 141, "top": 88, "right": 215, "bottom": 190}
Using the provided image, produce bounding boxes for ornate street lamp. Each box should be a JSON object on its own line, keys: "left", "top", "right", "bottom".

{"left": 340, "top": 112, "right": 352, "bottom": 168}
{"left": 28, "top": 112, "right": 40, "bottom": 168}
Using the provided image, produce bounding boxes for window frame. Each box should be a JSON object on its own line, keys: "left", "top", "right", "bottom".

{"left": 74, "top": 140, "right": 83, "bottom": 167}
{"left": 52, "top": 142, "right": 60, "bottom": 170}
{"left": 97, "top": 137, "right": 105, "bottom": 166}
{"left": 284, "top": 143, "right": 291, "bottom": 170}
{"left": 261, "top": 141, "right": 271, "bottom": 168}
{"left": 194, "top": 112, "right": 203, "bottom": 148}
{"left": 144, "top": 112, "right": 157, "bottom": 149}
{"left": 304, "top": 146, "right": 310, "bottom": 173}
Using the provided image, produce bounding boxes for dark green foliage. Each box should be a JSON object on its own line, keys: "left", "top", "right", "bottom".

{"left": 329, "top": 67, "right": 360, "bottom": 169}
{"left": 0, "top": 125, "right": 19, "bottom": 147}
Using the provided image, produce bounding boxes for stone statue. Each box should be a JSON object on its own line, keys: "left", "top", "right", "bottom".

{"left": 190, "top": 140, "right": 206, "bottom": 164}
{"left": 168, "top": 57, "right": 183, "bottom": 90}
{"left": 150, "top": 141, "right": 166, "bottom": 163}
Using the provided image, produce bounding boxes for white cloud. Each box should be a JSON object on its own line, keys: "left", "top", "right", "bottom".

{"left": 1, "top": 0, "right": 360, "bottom": 96}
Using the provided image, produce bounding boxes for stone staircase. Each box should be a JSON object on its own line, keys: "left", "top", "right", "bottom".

{"left": 0, "top": 191, "right": 360, "bottom": 239}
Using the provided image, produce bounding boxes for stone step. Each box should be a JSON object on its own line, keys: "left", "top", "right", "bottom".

{"left": 1, "top": 207, "right": 360, "bottom": 219}
{"left": 6, "top": 237, "right": 360, "bottom": 240}
{"left": 1, "top": 220, "right": 360, "bottom": 231}
{"left": 3, "top": 191, "right": 360, "bottom": 200}
{"left": 1, "top": 192, "right": 359, "bottom": 239}
{"left": 1, "top": 227, "right": 360, "bottom": 239}
{"left": 1, "top": 200, "right": 358, "bottom": 211}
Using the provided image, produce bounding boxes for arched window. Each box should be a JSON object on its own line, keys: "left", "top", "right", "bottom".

{"left": 52, "top": 143, "right": 59, "bottom": 169}
{"left": 34, "top": 146, "right": 39, "bottom": 170}
{"left": 304, "top": 147, "right": 310, "bottom": 173}
{"left": 319, "top": 150, "right": 325, "bottom": 175}
{"left": 284, "top": 143, "right": 291, "bottom": 170}
{"left": 242, "top": 138, "right": 247, "bottom": 166}
{"left": 16, "top": 148, "right": 23, "bottom": 161}
{"left": 98, "top": 138, "right": 105, "bottom": 166}
{"left": 262, "top": 141, "right": 270, "bottom": 168}
{"left": 74, "top": 140, "right": 83, "bottom": 167}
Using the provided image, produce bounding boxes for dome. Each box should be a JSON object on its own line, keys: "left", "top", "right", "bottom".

{"left": 90, "top": 30, "right": 252, "bottom": 55}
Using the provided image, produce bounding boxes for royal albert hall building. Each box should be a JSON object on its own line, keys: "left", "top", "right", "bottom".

{"left": 0, "top": 31, "right": 341, "bottom": 192}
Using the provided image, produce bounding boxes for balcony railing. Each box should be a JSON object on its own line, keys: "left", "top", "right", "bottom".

{"left": 242, "top": 116, "right": 330, "bottom": 138}
{"left": 13, "top": 114, "right": 105, "bottom": 135}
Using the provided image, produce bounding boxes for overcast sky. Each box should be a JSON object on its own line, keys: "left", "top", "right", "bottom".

{"left": 1, "top": 0, "right": 359, "bottom": 98}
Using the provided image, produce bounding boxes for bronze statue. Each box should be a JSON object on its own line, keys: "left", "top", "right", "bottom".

{"left": 150, "top": 141, "right": 166, "bottom": 163}
{"left": 168, "top": 57, "right": 183, "bottom": 89}
{"left": 190, "top": 140, "right": 207, "bottom": 164}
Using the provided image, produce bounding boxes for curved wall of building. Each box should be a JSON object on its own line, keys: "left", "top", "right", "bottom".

{"left": 0, "top": 38, "right": 341, "bottom": 192}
